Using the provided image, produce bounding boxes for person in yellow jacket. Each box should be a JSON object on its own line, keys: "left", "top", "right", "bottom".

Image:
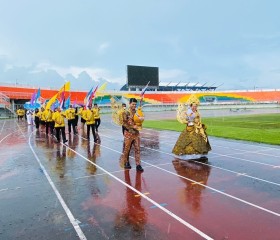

{"left": 52, "top": 107, "right": 68, "bottom": 144}
{"left": 43, "top": 108, "right": 54, "bottom": 135}
{"left": 38, "top": 107, "right": 46, "bottom": 132}
{"left": 85, "top": 105, "right": 97, "bottom": 142}
{"left": 65, "top": 105, "right": 77, "bottom": 135}
{"left": 93, "top": 103, "right": 101, "bottom": 132}
{"left": 79, "top": 106, "right": 87, "bottom": 131}
{"left": 16, "top": 107, "right": 25, "bottom": 121}
{"left": 17, "top": 107, "right": 25, "bottom": 121}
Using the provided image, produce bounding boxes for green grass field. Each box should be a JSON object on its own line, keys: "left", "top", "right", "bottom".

{"left": 143, "top": 113, "right": 280, "bottom": 145}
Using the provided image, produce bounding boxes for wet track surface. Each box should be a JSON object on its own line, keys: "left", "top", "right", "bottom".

{"left": 0, "top": 112, "right": 280, "bottom": 239}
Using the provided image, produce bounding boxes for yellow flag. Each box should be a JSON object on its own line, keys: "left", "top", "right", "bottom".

{"left": 96, "top": 82, "right": 107, "bottom": 96}
{"left": 45, "top": 93, "right": 58, "bottom": 110}
{"left": 97, "top": 82, "right": 107, "bottom": 92}
{"left": 59, "top": 81, "right": 71, "bottom": 92}
{"left": 45, "top": 82, "right": 70, "bottom": 109}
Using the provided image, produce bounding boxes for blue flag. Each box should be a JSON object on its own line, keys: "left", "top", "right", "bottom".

{"left": 35, "top": 88, "right": 41, "bottom": 102}
{"left": 64, "top": 97, "right": 71, "bottom": 110}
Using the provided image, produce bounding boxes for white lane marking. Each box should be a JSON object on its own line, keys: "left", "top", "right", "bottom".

{"left": 15, "top": 120, "right": 29, "bottom": 139}
{"left": 207, "top": 144, "right": 280, "bottom": 158}
{"left": 64, "top": 140, "right": 213, "bottom": 240}
{"left": 210, "top": 137, "right": 280, "bottom": 151}
{"left": 236, "top": 173, "right": 247, "bottom": 176}
{"left": 75, "top": 162, "right": 171, "bottom": 180}
{"left": 100, "top": 133, "right": 280, "bottom": 187}
{"left": 88, "top": 134, "right": 280, "bottom": 217}
{"left": 211, "top": 152, "right": 278, "bottom": 168}
{"left": 28, "top": 132, "right": 87, "bottom": 240}
{"left": 0, "top": 130, "right": 21, "bottom": 144}
{"left": 75, "top": 169, "right": 124, "bottom": 180}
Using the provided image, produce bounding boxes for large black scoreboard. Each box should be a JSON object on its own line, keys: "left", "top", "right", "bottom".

{"left": 127, "top": 65, "right": 159, "bottom": 88}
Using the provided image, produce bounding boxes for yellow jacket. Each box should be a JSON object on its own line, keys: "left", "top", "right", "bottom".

{"left": 52, "top": 111, "right": 65, "bottom": 127}
{"left": 17, "top": 109, "right": 25, "bottom": 116}
{"left": 85, "top": 109, "right": 96, "bottom": 125}
{"left": 65, "top": 108, "right": 75, "bottom": 120}
{"left": 81, "top": 108, "right": 87, "bottom": 120}
{"left": 43, "top": 109, "right": 53, "bottom": 122}
{"left": 93, "top": 107, "right": 101, "bottom": 119}
{"left": 40, "top": 110, "right": 46, "bottom": 121}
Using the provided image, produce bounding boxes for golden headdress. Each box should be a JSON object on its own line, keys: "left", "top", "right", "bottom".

{"left": 186, "top": 94, "right": 200, "bottom": 106}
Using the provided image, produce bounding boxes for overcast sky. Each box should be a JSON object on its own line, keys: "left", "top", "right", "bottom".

{"left": 0, "top": 0, "right": 280, "bottom": 90}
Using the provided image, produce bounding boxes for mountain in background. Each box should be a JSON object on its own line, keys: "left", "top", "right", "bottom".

{"left": 0, "top": 66, "right": 123, "bottom": 91}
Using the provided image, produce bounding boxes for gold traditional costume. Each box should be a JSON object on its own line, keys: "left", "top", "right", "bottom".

{"left": 172, "top": 94, "right": 211, "bottom": 157}
{"left": 110, "top": 97, "right": 144, "bottom": 169}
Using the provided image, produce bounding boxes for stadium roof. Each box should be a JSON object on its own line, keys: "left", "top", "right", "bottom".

{"left": 120, "top": 81, "right": 219, "bottom": 91}
{"left": 159, "top": 82, "right": 203, "bottom": 87}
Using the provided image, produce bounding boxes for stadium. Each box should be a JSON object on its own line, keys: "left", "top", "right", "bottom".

{"left": 1, "top": 65, "right": 280, "bottom": 240}
{"left": 1, "top": 85, "right": 280, "bottom": 119}
{"left": 0, "top": 65, "right": 279, "bottom": 117}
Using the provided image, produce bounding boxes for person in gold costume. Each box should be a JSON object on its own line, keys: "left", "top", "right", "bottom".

{"left": 172, "top": 95, "right": 211, "bottom": 160}
{"left": 122, "top": 98, "right": 144, "bottom": 172}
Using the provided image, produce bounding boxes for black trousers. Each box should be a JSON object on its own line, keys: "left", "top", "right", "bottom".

{"left": 87, "top": 124, "right": 97, "bottom": 141}
{"left": 35, "top": 116, "right": 40, "bottom": 129}
{"left": 95, "top": 118, "right": 101, "bottom": 131}
{"left": 46, "top": 121, "right": 54, "bottom": 135}
{"left": 55, "top": 127, "right": 66, "bottom": 142}
{"left": 68, "top": 119, "right": 76, "bottom": 134}
{"left": 74, "top": 116, "right": 79, "bottom": 127}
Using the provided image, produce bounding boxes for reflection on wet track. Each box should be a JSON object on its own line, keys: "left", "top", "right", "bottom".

{"left": 0, "top": 116, "right": 280, "bottom": 240}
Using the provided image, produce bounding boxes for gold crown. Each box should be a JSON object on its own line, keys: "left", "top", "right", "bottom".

{"left": 186, "top": 94, "right": 200, "bottom": 105}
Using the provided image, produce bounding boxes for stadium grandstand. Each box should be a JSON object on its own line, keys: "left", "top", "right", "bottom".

{"left": 120, "top": 82, "right": 219, "bottom": 91}
{"left": 1, "top": 83, "right": 280, "bottom": 118}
